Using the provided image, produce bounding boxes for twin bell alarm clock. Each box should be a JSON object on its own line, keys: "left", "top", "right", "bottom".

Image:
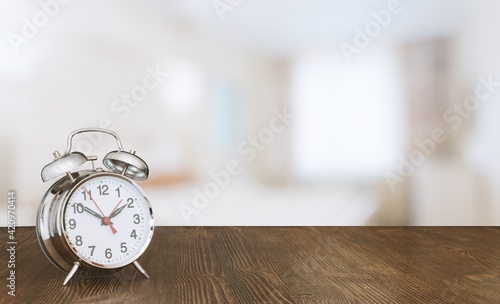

{"left": 36, "top": 128, "right": 154, "bottom": 285}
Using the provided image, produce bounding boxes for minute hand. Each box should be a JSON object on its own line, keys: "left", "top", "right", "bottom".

{"left": 109, "top": 205, "right": 127, "bottom": 219}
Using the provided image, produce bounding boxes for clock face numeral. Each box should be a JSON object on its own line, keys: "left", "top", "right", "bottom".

{"left": 64, "top": 175, "right": 152, "bottom": 267}
{"left": 127, "top": 198, "right": 134, "bottom": 208}
{"left": 105, "top": 248, "right": 112, "bottom": 259}
{"left": 72, "top": 203, "right": 84, "bottom": 214}
{"left": 97, "top": 185, "right": 109, "bottom": 196}
{"left": 82, "top": 190, "right": 92, "bottom": 201}
{"left": 133, "top": 214, "right": 140, "bottom": 224}
{"left": 75, "top": 235, "right": 83, "bottom": 246}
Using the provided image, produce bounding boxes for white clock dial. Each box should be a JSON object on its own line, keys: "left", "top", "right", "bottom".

{"left": 63, "top": 174, "right": 153, "bottom": 268}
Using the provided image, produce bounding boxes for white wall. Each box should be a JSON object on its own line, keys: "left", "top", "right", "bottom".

{"left": 459, "top": 0, "right": 500, "bottom": 225}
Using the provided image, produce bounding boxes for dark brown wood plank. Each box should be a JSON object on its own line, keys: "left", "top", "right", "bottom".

{"left": 1, "top": 227, "right": 499, "bottom": 303}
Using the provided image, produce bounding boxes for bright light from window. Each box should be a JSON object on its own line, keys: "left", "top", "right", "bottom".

{"left": 161, "top": 60, "right": 204, "bottom": 112}
{"left": 291, "top": 45, "right": 406, "bottom": 181}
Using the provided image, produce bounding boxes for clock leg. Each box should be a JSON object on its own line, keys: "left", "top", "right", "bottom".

{"left": 133, "top": 261, "right": 150, "bottom": 279}
{"left": 63, "top": 261, "right": 80, "bottom": 285}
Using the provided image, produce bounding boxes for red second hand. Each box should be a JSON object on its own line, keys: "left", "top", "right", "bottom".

{"left": 84, "top": 186, "right": 118, "bottom": 234}
{"left": 108, "top": 199, "right": 123, "bottom": 218}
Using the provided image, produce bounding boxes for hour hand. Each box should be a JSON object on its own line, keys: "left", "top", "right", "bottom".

{"left": 82, "top": 205, "right": 103, "bottom": 220}
{"left": 109, "top": 205, "right": 127, "bottom": 219}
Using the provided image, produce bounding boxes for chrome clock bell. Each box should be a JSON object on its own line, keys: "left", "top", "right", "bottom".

{"left": 36, "top": 128, "right": 154, "bottom": 285}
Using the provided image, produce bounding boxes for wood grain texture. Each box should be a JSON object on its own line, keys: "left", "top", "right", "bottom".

{"left": 1, "top": 227, "right": 499, "bottom": 303}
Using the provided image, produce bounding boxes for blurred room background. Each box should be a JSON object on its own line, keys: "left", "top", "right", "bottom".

{"left": 1, "top": 0, "right": 499, "bottom": 226}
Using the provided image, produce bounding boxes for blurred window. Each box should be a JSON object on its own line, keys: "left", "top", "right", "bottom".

{"left": 291, "top": 46, "right": 406, "bottom": 181}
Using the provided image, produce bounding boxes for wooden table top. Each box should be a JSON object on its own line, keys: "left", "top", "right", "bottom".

{"left": 1, "top": 227, "right": 499, "bottom": 303}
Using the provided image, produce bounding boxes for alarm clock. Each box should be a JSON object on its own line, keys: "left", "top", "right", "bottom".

{"left": 36, "top": 128, "right": 154, "bottom": 285}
